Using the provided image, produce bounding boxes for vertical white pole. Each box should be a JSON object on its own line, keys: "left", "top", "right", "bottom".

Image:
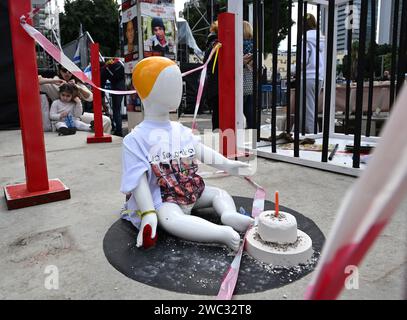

{"left": 228, "top": 0, "right": 245, "bottom": 152}
{"left": 249, "top": 3, "right": 253, "bottom": 26}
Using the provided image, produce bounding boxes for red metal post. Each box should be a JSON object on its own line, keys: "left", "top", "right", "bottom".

{"left": 87, "top": 43, "right": 112, "bottom": 143}
{"left": 218, "top": 13, "right": 237, "bottom": 158}
{"left": 8, "top": 0, "right": 49, "bottom": 192}
{"left": 4, "top": 0, "right": 70, "bottom": 210}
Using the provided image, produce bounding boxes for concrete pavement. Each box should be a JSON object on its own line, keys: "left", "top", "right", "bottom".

{"left": 0, "top": 120, "right": 406, "bottom": 300}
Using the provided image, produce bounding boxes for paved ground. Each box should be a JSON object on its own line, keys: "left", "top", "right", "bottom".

{"left": 0, "top": 116, "right": 406, "bottom": 300}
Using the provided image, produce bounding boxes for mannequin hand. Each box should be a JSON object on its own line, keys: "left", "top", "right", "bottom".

{"left": 224, "top": 160, "right": 254, "bottom": 176}
{"left": 136, "top": 213, "right": 158, "bottom": 249}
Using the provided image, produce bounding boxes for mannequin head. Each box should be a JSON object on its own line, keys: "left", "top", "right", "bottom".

{"left": 132, "top": 57, "right": 182, "bottom": 120}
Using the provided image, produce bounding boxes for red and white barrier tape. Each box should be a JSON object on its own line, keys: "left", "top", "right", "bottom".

{"left": 21, "top": 18, "right": 138, "bottom": 96}
{"left": 216, "top": 176, "right": 266, "bottom": 300}
{"left": 26, "top": 0, "right": 52, "bottom": 20}
{"left": 187, "top": 43, "right": 221, "bottom": 131}
{"left": 305, "top": 84, "right": 407, "bottom": 300}
{"left": 20, "top": 15, "right": 219, "bottom": 128}
{"left": 21, "top": 9, "right": 258, "bottom": 299}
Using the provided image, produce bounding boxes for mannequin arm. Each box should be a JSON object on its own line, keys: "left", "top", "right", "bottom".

{"left": 194, "top": 142, "right": 253, "bottom": 176}
{"left": 132, "top": 173, "right": 158, "bottom": 248}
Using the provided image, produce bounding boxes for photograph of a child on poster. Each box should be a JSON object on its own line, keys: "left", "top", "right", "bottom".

{"left": 142, "top": 16, "right": 176, "bottom": 60}
{"left": 123, "top": 17, "right": 139, "bottom": 62}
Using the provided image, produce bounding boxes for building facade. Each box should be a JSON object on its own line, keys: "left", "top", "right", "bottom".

{"left": 32, "top": 0, "right": 61, "bottom": 72}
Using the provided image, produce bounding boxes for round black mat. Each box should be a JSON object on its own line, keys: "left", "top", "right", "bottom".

{"left": 103, "top": 196, "right": 325, "bottom": 295}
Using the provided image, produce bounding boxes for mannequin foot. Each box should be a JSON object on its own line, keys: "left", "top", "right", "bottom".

{"left": 221, "top": 226, "right": 241, "bottom": 251}
{"left": 221, "top": 212, "right": 254, "bottom": 233}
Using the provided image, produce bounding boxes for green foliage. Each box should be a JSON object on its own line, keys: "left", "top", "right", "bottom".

{"left": 182, "top": 0, "right": 291, "bottom": 54}
{"left": 263, "top": 0, "right": 291, "bottom": 54}
{"left": 343, "top": 41, "right": 393, "bottom": 80}
{"left": 59, "top": 0, "right": 120, "bottom": 56}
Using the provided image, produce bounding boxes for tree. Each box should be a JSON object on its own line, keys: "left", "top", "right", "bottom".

{"left": 59, "top": 0, "right": 120, "bottom": 57}
{"left": 262, "top": 0, "right": 291, "bottom": 54}
{"left": 343, "top": 42, "right": 393, "bottom": 80}
{"left": 183, "top": 0, "right": 291, "bottom": 54}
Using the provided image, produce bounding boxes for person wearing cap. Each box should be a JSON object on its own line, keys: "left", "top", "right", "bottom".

{"left": 146, "top": 17, "right": 171, "bottom": 55}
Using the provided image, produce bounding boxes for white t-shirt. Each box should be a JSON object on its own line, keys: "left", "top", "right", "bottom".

{"left": 120, "top": 120, "right": 204, "bottom": 226}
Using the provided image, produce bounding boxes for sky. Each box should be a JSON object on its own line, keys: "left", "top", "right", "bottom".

{"left": 54, "top": 0, "right": 310, "bottom": 52}
{"left": 280, "top": 3, "right": 317, "bottom": 52}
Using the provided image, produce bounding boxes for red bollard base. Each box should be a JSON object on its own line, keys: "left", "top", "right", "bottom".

{"left": 4, "top": 178, "right": 71, "bottom": 210}
{"left": 224, "top": 151, "right": 256, "bottom": 161}
{"left": 87, "top": 134, "right": 113, "bottom": 144}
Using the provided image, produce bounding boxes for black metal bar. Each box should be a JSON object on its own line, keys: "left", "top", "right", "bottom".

{"left": 254, "top": 0, "right": 260, "bottom": 141}
{"left": 321, "top": 0, "right": 335, "bottom": 163}
{"left": 396, "top": 0, "right": 407, "bottom": 95}
{"left": 353, "top": 0, "right": 369, "bottom": 168}
{"left": 294, "top": 0, "right": 304, "bottom": 157}
{"left": 259, "top": 0, "right": 264, "bottom": 138}
{"left": 314, "top": 4, "right": 320, "bottom": 134}
{"left": 286, "top": 0, "right": 292, "bottom": 134}
{"left": 345, "top": 0, "right": 353, "bottom": 134}
{"left": 302, "top": 2, "right": 308, "bottom": 135}
{"left": 366, "top": 0, "right": 376, "bottom": 137}
{"left": 389, "top": 0, "right": 399, "bottom": 109}
{"left": 271, "top": 0, "right": 279, "bottom": 153}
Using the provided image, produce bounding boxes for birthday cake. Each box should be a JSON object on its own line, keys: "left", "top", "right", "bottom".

{"left": 258, "top": 211, "right": 298, "bottom": 244}
{"left": 245, "top": 210, "right": 313, "bottom": 267}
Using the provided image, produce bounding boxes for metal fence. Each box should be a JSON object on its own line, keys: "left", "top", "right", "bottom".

{"left": 251, "top": 0, "right": 407, "bottom": 175}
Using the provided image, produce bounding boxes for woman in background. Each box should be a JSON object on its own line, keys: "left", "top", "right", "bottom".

{"left": 203, "top": 21, "right": 219, "bottom": 130}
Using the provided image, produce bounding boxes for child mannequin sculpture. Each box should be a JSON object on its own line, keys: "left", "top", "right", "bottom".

{"left": 121, "top": 57, "right": 254, "bottom": 251}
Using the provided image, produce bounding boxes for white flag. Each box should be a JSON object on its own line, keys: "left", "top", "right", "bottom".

{"left": 73, "top": 42, "right": 81, "bottom": 66}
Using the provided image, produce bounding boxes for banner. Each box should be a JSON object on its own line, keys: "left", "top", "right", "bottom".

{"left": 140, "top": 1, "right": 176, "bottom": 60}
{"left": 122, "top": 1, "right": 139, "bottom": 75}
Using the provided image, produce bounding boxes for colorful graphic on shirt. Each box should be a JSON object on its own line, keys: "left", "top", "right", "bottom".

{"left": 150, "top": 157, "right": 205, "bottom": 206}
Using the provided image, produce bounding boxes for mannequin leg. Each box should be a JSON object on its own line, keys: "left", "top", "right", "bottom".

{"left": 194, "top": 186, "right": 254, "bottom": 233}
{"left": 157, "top": 202, "right": 241, "bottom": 251}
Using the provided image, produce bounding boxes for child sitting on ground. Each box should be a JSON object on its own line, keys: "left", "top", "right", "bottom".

{"left": 49, "top": 83, "right": 92, "bottom": 135}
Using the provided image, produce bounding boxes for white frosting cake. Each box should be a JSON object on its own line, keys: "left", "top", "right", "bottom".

{"left": 258, "top": 211, "right": 298, "bottom": 244}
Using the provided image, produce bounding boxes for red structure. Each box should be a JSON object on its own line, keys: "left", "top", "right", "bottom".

{"left": 4, "top": 0, "right": 70, "bottom": 210}
{"left": 87, "top": 43, "right": 112, "bottom": 143}
{"left": 218, "top": 13, "right": 237, "bottom": 159}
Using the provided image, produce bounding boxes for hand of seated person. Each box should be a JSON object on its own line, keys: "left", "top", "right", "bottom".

{"left": 54, "top": 79, "right": 65, "bottom": 85}
{"left": 60, "top": 111, "right": 68, "bottom": 119}
{"left": 243, "top": 53, "right": 253, "bottom": 65}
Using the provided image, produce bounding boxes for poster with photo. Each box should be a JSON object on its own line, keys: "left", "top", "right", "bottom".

{"left": 140, "top": 2, "right": 176, "bottom": 60}
{"left": 122, "top": 1, "right": 139, "bottom": 74}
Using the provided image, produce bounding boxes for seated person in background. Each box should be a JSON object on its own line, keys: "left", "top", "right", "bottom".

{"left": 49, "top": 83, "right": 92, "bottom": 135}
{"left": 38, "top": 75, "right": 65, "bottom": 86}
{"left": 39, "top": 65, "right": 112, "bottom": 133}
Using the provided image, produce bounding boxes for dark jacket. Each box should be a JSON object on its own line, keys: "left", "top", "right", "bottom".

{"left": 203, "top": 32, "right": 219, "bottom": 100}
{"left": 100, "top": 59, "right": 125, "bottom": 91}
